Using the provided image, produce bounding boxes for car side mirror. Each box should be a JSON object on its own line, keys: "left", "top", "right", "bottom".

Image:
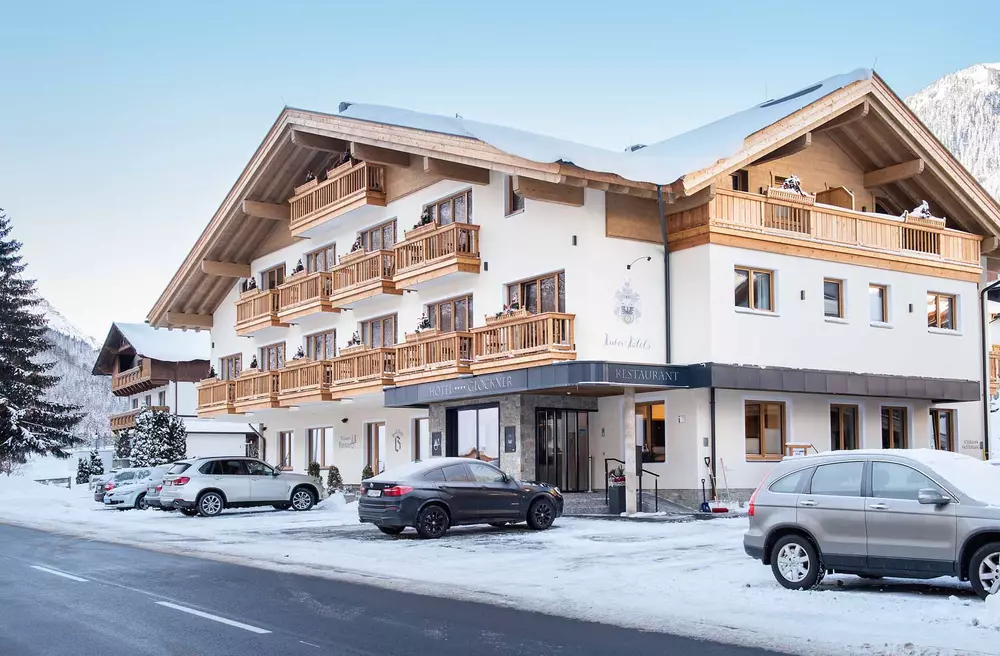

{"left": 918, "top": 488, "right": 951, "bottom": 505}
{"left": 272, "top": 470, "right": 280, "bottom": 477}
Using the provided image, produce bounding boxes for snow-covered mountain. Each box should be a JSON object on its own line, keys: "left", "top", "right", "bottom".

{"left": 907, "top": 63, "right": 1000, "bottom": 201}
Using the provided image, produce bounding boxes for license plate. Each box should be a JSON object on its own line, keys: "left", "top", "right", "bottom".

{"left": 104, "top": 499, "right": 112, "bottom": 504}
{"left": 366, "top": 489, "right": 382, "bottom": 497}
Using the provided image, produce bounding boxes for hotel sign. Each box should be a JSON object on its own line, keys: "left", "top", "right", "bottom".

{"left": 415, "top": 370, "right": 530, "bottom": 403}
{"left": 607, "top": 365, "right": 687, "bottom": 387}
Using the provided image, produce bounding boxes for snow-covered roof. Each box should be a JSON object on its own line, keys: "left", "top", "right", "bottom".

{"left": 339, "top": 69, "right": 872, "bottom": 186}
{"left": 182, "top": 418, "right": 255, "bottom": 435}
{"left": 113, "top": 323, "right": 210, "bottom": 362}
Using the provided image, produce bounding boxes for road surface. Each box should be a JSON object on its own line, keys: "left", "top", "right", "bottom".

{"left": 0, "top": 523, "right": 785, "bottom": 655}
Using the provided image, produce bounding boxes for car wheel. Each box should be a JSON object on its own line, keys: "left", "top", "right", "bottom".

{"left": 290, "top": 487, "right": 315, "bottom": 512}
{"left": 527, "top": 497, "right": 556, "bottom": 531}
{"left": 272, "top": 503, "right": 291, "bottom": 510}
{"left": 135, "top": 493, "right": 147, "bottom": 510}
{"left": 197, "top": 492, "right": 224, "bottom": 517}
{"left": 415, "top": 505, "right": 450, "bottom": 539}
{"left": 180, "top": 508, "right": 199, "bottom": 517}
{"left": 770, "top": 535, "right": 824, "bottom": 590}
{"left": 970, "top": 542, "right": 1000, "bottom": 599}
{"left": 378, "top": 526, "right": 405, "bottom": 536}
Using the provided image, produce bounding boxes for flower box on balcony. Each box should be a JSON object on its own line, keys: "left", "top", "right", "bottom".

{"left": 240, "top": 287, "right": 262, "bottom": 299}
{"left": 765, "top": 187, "right": 816, "bottom": 206}
{"left": 340, "top": 249, "right": 368, "bottom": 264}
{"left": 405, "top": 329, "right": 441, "bottom": 343}
{"left": 325, "top": 160, "right": 354, "bottom": 179}
{"left": 903, "top": 213, "right": 946, "bottom": 229}
{"left": 293, "top": 178, "right": 319, "bottom": 196}
{"left": 200, "top": 376, "right": 220, "bottom": 385}
{"left": 405, "top": 220, "right": 439, "bottom": 240}
{"left": 485, "top": 308, "right": 530, "bottom": 326}
{"left": 339, "top": 344, "right": 368, "bottom": 355}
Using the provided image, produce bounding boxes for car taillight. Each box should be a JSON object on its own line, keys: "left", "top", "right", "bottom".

{"left": 383, "top": 485, "right": 413, "bottom": 497}
{"left": 155, "top": 484, "right": 163, "bottom": 492}
{"left": 174, "top": 476, "right": 190, "bottom": 486}
{"left": 748, "top": 482, "right": 764, "bottom": 517}
{"left": 104, "top": 483, "right": 114, "bottom": 491}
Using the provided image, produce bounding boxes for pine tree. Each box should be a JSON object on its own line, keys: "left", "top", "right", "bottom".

{"left": 0, "top": 209, "right": 83, "bottom": 473}
{"left": 130, "top": 407, "right": 186, "bottom": 467}
{"left": 307, "top": 461, "right": 321, "bottom": 479}
{"left": 75, "top": 458, "right": 90, "bottom": 484}
{"left": 88, "top": 448, "right": 104, "bottom": 476}
{"left": 326, "top": 465, "right": 343, "bottom": 494}
{"left": 361, "top": 464, "right": 374, "bottom": 480}
{"left": 114, "top": 429, "right": 132, "bottom": 461}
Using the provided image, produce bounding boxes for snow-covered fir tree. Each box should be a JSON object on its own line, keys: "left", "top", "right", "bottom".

{"left": 75, "top": 457, "right": 90, "bottom": 484}
{"left": 0, "top": 209, "right": 84, "bottom": 473}
{"left": 129, "top": 407, "right": 186, "bottom": 467}
{"left": 114, "top": 429, "right": 132, "bottom": 461}
{"left": 87, "top": 448, "right": 104, "bottom": 476}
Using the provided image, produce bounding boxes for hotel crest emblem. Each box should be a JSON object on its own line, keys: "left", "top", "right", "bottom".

{"left": 614, "top": 280, "right": 641, "bottom": 325}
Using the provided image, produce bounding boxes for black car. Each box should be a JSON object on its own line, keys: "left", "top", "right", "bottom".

{"left": 358, "top": 457, "right": 563, "bottom": 539}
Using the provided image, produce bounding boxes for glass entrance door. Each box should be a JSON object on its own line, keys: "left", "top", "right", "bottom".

{"left": 447, "top": 405, "right": 500, "bottom": 464}
{"left": 535, "top": 410, "right": 589, "bottom": 491}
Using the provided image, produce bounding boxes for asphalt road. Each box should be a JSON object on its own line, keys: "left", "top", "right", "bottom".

{"left": 0, "top": 523, "right": 785, "bottom": 656}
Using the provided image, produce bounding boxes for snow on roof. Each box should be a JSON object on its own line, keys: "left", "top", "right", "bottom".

{"left": 339, "top": 69, "right": 872, "bottom": 186}
{"left": 115, "top": 323, "right": 209, "bottom": 362}
{"left": 182, "top": 417, "right": 255, "bottom": 435}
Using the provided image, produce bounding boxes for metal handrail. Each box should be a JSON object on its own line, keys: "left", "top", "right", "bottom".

{"left": 639, "top": 467, "right": 660, "bottom": 513}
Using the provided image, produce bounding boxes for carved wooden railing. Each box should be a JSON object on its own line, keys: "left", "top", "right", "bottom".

{"left": 277, "top": 272, "right": 333, "bottom": 313}
{"left": 472, "top": 313, "right": 575, "bottom": 361}
{"left": 112, "top": 359, "right": 152, "bottom": 392}
{"left": 197, "top": 379, "right": 235, "bottom": 413}
{"left": 234, "top": 370, "right": 280, "bottom": 403}
{"left": 277, "top": 359, "right": 332, "bottom": 396}
{"left": 331, "top": 250, "right": 395, "bottom": 293}
{"left": 394, "top": 223, "right": 480, "bottom": 272}
{"left": 236, "top": 289, "right": 280, "bottom": 328}
{"left": 331, "top": 347, "right": 395, "bottom": 385}
{"left": 396, "top": 332, "right": 474, "bottom": 374}
{"left": 289, "top": 161, "right": 386, "bottom": 230}
{"left": 110, "top": 406, "right": 170, "bottom": 432}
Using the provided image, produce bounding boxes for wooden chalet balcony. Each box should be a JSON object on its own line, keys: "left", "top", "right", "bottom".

{"left": 393, "top": 222, "right": 481, "bottom": 288}
{"left": 471, "top": 311, "right": 576, "bottom": 375}
{"left": 235, "top": 288, "right": 286, "bottom": 336}
{"left": 288, "top": 161, "right": 386, "bottom": 236}
{"left": 233, "top": 369, "right": 280, "bottom": 413}
{"left": 197, "top": 378, "right": 237, "bottom": 417}
{"left": 330, "top": 346, "right": 395, "bottom": 396}
{"left": 688, "top": 190, "right": 981, "bottom": 273}
{"left": 277, "top": 272, "right": 335, "bottom": 322}
{"left": 277, "top": 359, "right": 333, "bottom": 406}
{"left": 111, "top": 359, "right": 159, "bottom": 396}
{"left": 991, "top": 346, "right": 1000, "bottom": 397}
{"left": 109, "top": 406, "right": 170, "bottom": 432}
{"left": 329, "top": 249, "right": 401, "bottom": 306}
{"left": 394, "top": 331, "right": 474, "bottom": 385}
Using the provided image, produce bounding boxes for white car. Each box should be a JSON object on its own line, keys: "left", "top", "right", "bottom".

{"left": 103, "top": 466, "right": 169, "bottom": 510}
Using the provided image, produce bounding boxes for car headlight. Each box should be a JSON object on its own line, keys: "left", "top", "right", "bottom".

{"left": 550, "top": 487, "right": 561, "bottom": 496}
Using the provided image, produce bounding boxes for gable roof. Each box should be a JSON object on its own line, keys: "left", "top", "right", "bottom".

{"left": 92, "top": 322, "right": 210, "bottom": 375}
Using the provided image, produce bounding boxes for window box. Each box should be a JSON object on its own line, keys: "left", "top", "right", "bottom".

{"left": 405, "top": 218, "right": 440, "bottom": 239}
{"left": 339, "top": 344, "right": 368, "bottom": 356}
{"left": 404, "top": 328, "right": 442, "bottom": 343}
{"left": 340, "top": 248, "right": 368, "bottom": 264}
{"left": 765, "top": 187, "right": 816, "bottom": 205}
{"left": 293, "top": 178, "right": 320, "bottom": 195}
{"left": 485, "top": 308, "right": 530, "bottom": 325}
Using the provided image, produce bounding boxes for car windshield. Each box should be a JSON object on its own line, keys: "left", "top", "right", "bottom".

{"left": 167, "top": 463, "right": 192, "bottom": 475}
{"left": 115, "top": 472, "right": 135, "bottom": 482}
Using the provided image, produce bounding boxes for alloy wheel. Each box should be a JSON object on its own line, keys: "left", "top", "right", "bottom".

{"left": 978, "top": 551, "right": 1000, "bottom": 596}
{"left": 776, "top": 543, "right": 810, "bottom": 583}
{"left": 292, "top": 490, "right": 313, "bottom": 511}
{"left": 422, "top": 508, "right": 446, "bottom": 537}
{"left": 200, "top": 494, "right": 222, "bottom": 516}
{"left": 533, "top": 501, "right": 554, "bottom": 527}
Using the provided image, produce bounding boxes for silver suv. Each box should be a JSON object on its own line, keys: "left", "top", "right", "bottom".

{"left": 744, "top": 449, "right": 1000, "bottom": 599}
{"left": 160, "top": 457, "right": 325, "bottom": 517}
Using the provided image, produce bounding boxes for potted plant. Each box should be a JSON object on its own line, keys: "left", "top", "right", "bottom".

{"left": 361, "top": 464, "right": 374, "bottom": 481}
{"left": 307, "top": 461, "right": 321, "bottom": 482}
{"left": 341, "top": 331, "right": 366, "bottom": 355}
{"left": 326, "top": 465, "right": 343, "bottom": 495}
{"left": 341, "top": 236, "right": 367, "bottom": 263}
{"left": 407, "top": 208, "right": 438, "bottom": 237}
{"left": 486, "top": 301, "right": 529, "bottom": 325}
{"left": 291, "top": 259, "right": 305, "bottom": 275}
{"left": 293, "top": 170, "right": 320, "bottom": 196}
{"left": 405, "top": 313, "right": 437, "bottom": 342}
{"left": 608, "top": 466, "right": 627, "bottom": 515}
{"left": 240, "top": 276, "right": 259, "bottom": 297}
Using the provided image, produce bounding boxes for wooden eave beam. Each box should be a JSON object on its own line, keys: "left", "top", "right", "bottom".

{"left": 512, "top": 176, "right": 584, "bottom": 207}
{"left": 863, "top": 158, "right": 926, "bottom": 188}
{"left": 665, "top": 184, "right": 715, "bottom": 215}
{"left": 422, "top": 157, "right": 490, "bottom": 185}
{"left": 290, "top": 129, "right": 349, "bottom": 153}
{"left": 201, "top": 260, "right": 251, "bottom": 278}
{"left": 981, "top": 235, "right": 1000, "bottom": 254}
{"left": 754, "top": 133, "right": 812, "bottom": 165}
{"left": 165, "top": 312, "right": 213, "bottom": 329}
{"left": 350, "top": 142, "right": 411, "bottom": 167}
{"left": 813, "top": 100, "right": 870, "bottom": 133}
{"left": 242, "top": 200, "right": 289, "bottom": 221}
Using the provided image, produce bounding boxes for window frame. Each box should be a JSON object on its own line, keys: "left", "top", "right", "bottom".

{"left": 744, "top": 400, "right": 786, "bottom": 460}
{"left": 504, "top": 175, "right": 525, "bottom": 216}
{"left": 731, "top": 169, "right": 749, "bottom": 193}
{"left": 806, "top": 460, "right": 865, "bottom": 497}
{"left": 505, "top": 270, "right": 566, "bottom": 314}
{"left": 305, "top": 242, "right": 336, "bottom": 273}
{"left": 636, "top": 401, "right": 666, "bottom": 463}
{"left": 426, "top": 294, "right": 474, "bottom": 333}
{"left": 157, "top": 390, "right": 167, "bottom": 407}
{"left": 260, "top": 263, "right": 286, "bottom": 291}
{"left": 869, "top": 284, "right": 888, "bottom": 323}
{"left": 278, "top": 431, "right": 293, "bottom": 470}
{"left": 307, "top": 426, "right": 335, "bottom": 467}
{"left": 927, "top": 292, "right": 957, "bottom": 330}
{"left": 360, "top": 313, "right": 397, "bottom": 348}
{"left": 823, "top": 278, "right": 844, "bottom": 319}
{"left": 413, "top": 417, "right": 429, "bottom": 462}
{"left": 830, "top": 404, "right": 860, "bottom": 451}
{"left": 880, "top": 406, "right": 908, "bottom": 449}
{"left": 930, "top": 408, "right": 955, "bottom": 451}
{"left": 424, "top": 189, "right": 473, "bottom": 226}
{"left": 734, "top": 266, "right": 775, "bottom": 312}
{"left": 870, "top": 460, "right": 947, "bottom": 501}
{"left": 359, "top": 219, "right": 397, "bottom": 252}
{"left": 219, "top": 353, "right": 242, "bottom": 381}
{"left": 304, "top": 329, "right": 336, "bottom": 361}
{"left": 258, "top": 342, "right": 286, "bottom": 372}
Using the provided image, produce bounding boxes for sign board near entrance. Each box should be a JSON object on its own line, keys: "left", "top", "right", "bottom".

{"left": 431, "top": 431, "right": 442, "bottom": 457}
{"left": 607, "top": 364, "right": 687, "bottom": 386}
{"left": 414, "top": 370, "right": 529, "bottom": 404}
{"left": 504, "top": 426, "right": 517, "bottom": 453}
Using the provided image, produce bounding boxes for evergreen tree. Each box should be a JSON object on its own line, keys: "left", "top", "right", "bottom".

{"left": 0, "top": 209, "right": 83, "bottom": 473}
{"left": 326, "top": 465, "right": 343, "bottom": 494}
{"left": 114, "top": 429, "right": 132, "bottom": 461}
{"left": 307, "top": 461, "right": 321, "bottom": 479}
{"left": 130, "top": 407, "right": 186, "bottom": 467}
{"left": 88, "top": 448, "right": 104, "bottom": 476}
{"left": 75, "top": 458, "right": 90, "bottom": 484}
{"left": 361, "top": 464, "right": 374, "bottom": 480}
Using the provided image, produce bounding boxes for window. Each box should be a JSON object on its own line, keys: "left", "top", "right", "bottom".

{"left": 872, "top": 462, "right": 943, "bottom": 501}
{"left": 305, "top": 243, "right": 336, "bottom": 272}
{"left": 278, "top": 431, "right": 292, "bottom": 469}
{"left": 505, "top": 176, "right": 524, "bottom": 216}
{"left": 245, "top": 460, "right": 274, "bottom": 476}
{"left": 219, "top": 354, "right": 242, "bottom": 381}
{"left": 131, "top": 398, "right": 139, "bottom": 409}
{"left": 830, "top": 404, "right": 859, "bottom": 451}
{"left": 636, "top": 402, "right": 666, "bottom": 463}
{"left": 425, "top": 189, "right": 472, "bottom": 226}
{"left": 769, "top": 468, "right": 811, "bottom": 494}
{"left": 144, "top": 395, "right": 151, "bottom": 407}
{"left": 307, "top": 427, "right": 335, "bottom": 467}
{"left": 157, "top": 391, "right": 167, "bottom": 407}
{"left": 365, "top": 422, "right": 385, "bottom": 472}
{"left": 869, "top": 284, "right": 887, "bottom": 323}
{"left": 360, "top": 219, "right": 397, "bottom": 251}
{"left": 506, "top": 271, "right": 566, "bottom": 314}
{"left": 930, "top": 409, "right": 954, "bottom": 451}
{"left": 468, "top": 462, "right": 506, "bottom": 483}
{"left": 305, "top": 330, "right": 336, "bottom": 360}
{"left": 423, "top": 467, "right": 446, "bottom": 482}
{"left": 427, "top": 295, "right": 474, "bottom": 332}
{"left": 734, "top": 267, "right": 773, "bottom": 311}
{"left": 881, "top": 407, "right": 907, "bottom": 449}
{"left": 258, "top": 342, "right": 286, "bottom": 371}
{"left": 773, "top": 175, "right": 787, "bottom": 187}
{"left": 203, "top": 460, "right": 245, "bottom": 476}
{"left": 874, "top": 201, "right": 890, "bottom": 215}
{"left": 745, "top": 401, "right": 785, "bottom": 459}
{"left": 808, "top": 461, "right": 864, "bottom": 497}
{"left": 413, "top": 417, "right": 430, "bottom": 462}
{"left": 927, "top": 293, "right": 956, "bottom": 330}
{"left": 360, "top": 314, "right": 397, "bottom": 348}
{"left": 441, "top": 463, "right": 473, "bottom": 482}
{"left": 823, "top": 279, "right": 843, "bottom": 318}
{"left": 260, "top": 264, "right": 285, "bottom": 290}
{"left": 731, "top": 169, "right": 749, "bottom": 192}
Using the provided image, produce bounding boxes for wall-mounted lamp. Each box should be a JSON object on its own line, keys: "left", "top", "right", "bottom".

{"left": 800, "top": 290, "right": 805, "bottom": 301}
{"left": 484, "top": 261, "right": 489, "bottom": 271}
{"left": 572, "top": 235, "right": 578, "bottom": 246}
{"left": 626, "top": 256, "right": 652, "bottom": 270}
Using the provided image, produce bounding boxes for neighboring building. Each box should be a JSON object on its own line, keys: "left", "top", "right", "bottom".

{"left": 145, "top": 69, "right": 1000, "bottom": 511}
{"left": 92, "top": 323, "right": 257, "bottom": 461}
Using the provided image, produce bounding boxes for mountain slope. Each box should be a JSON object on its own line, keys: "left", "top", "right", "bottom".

{"left": 906, "top": 63, "right": 1000, "bottom": 201}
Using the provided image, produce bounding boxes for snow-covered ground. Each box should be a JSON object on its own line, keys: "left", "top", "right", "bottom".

{"left": 0, "top": 477, "right": 996, "bottom": 656}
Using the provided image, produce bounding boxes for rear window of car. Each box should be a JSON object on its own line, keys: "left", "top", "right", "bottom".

{"left": 423, "top": 468, "right": 446, "bottom": 482}
{"left": 442, "top": 464, "right": 473, "bottom": 482}
{"left": 768, "top": 467, "right": 812, "bottom": 494}
{"left": 167, "top": 463, "right": 191, "bottom": 475}
{"left": 808, "top": 461, "right": 864, "bottom": 497}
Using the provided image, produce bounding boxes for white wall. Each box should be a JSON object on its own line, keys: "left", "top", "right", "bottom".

{"left": 125, "top": 381, "right": 198, "bottom": 415}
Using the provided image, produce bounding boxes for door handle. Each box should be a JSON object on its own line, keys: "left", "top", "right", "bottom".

{"left": 869, "top": 503, "right": 889, "bottom": 510}
{"left": 799, "top": 500, "right": 818, "bottom": 507}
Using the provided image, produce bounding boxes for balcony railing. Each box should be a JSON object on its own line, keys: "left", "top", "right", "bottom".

{"left": 111, "top": 359, "right": 154, "bottom": 396}
{"left": 330, "top": 347, "right": 396, "bottom": 395}
{"left": 329, "top": 250, "right": 400, "bottom": 306}
{"left": 196, "top": 378, "right": 236, "bottom": 417}
{"left": 393, "top": 222, "right": 481, "bottom": 288}
{"left": 234, "top": 369, "right": 280, "bottom": 411}
{"left": 395, "top": 331, "right": 474, "bottom": 383}
{"left": 109, "top": 406, "right": 171, "bottom": 432}
{"left": 277, "top": 359, "right": 333, "bottom": 405}
{"left": 235, "top": 288, "right": 285, "bottom": 336}
{"left": 991, "top": 346, "right": 1000, "bottom": 397}
{"left": 471, "top": 312, "right": 576, "bottom": 374}
{"left": 288, "top": 161, "right": 386, "bottom": 235}
{"left": 276, "top": 272, "right": 335, "bottom": 322}
{"left": 704, "top": 189, "right": 981, "bottom": 267}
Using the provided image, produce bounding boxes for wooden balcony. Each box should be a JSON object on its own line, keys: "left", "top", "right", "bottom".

{"left": 288, "top": 161, "right": 386, "bottom": 236}
{"left": 991, "top": 346, "right": 1000, "bottom": 397}
{"left": 330, "top": 346, "right": 396, "bottom": 397}
{"left": 276, "top": 272, "right": 336, "bottom": 322}
{"left": 111, "top": 359, "right": 160, "bottom": 396}
{"left": 277, "top": 359, "right": 333, "bottom": 406}
{"left": 109, "top": 406, "right": 170, "bottom": 432}
{"left": 394, "top": 331, "right": 474, "bottom": 385}
{"left": 393, "top": 222, "right": 481, "bottom": 289}
{"left": 233, "top": 369, "right": 280, "bottom": 413}
{"left": 681, "top": 189, "right": 982, "bottom": 279}
{"left": 235, "top": 289, "right": 287, "bottom": 336}
{"left": 196, "top": 378, "right": 237, "bottom": 417}
{"left": 471, "top": 311, "right": 576, "bottom": 374}
{"left": 329, "top": 250, "right": 401, "bottom": 307}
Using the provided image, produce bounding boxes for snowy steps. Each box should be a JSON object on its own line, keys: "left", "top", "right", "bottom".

{"left": 561, "top": 492, "right": 695, "bottom": 516}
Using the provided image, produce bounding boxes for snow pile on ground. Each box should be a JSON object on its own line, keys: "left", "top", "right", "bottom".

{"left": 0, "top": 479, "right": 994, "bottom": 655}
{"left": 979, "top": 593, "right": 1000, "bottom": 631}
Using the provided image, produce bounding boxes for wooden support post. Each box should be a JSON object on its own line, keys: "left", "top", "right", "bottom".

{"left": 863, "top": 158, "right": 926, "bottom": 188}
{"left": 814, "top": 100, "right": 870, "bottom": 133}
{"left": 754, "top": 133, "right": 812, "bottom": 165}
{"left": 290, "top": 130, "right": 349, "bottom": 153}
{"left": 242, "top": 200, "right": 289, "bottom": 221}
{"left": 350, "top": 143, "right": 411, "bottom": 167}
{"left": 422, "top": 157, "right": 490, "bottom": 185}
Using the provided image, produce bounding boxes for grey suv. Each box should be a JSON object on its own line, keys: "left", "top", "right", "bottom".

{"left": 744, "top": 449, "right": 1000, "bottom": 599}
{"left": 160, "top": 457, "right": 325, "bottom": 517}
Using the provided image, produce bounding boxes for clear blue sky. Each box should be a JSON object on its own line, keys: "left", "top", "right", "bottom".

{"left": 1, "top": 0, "right": 998, "bottom": 340}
